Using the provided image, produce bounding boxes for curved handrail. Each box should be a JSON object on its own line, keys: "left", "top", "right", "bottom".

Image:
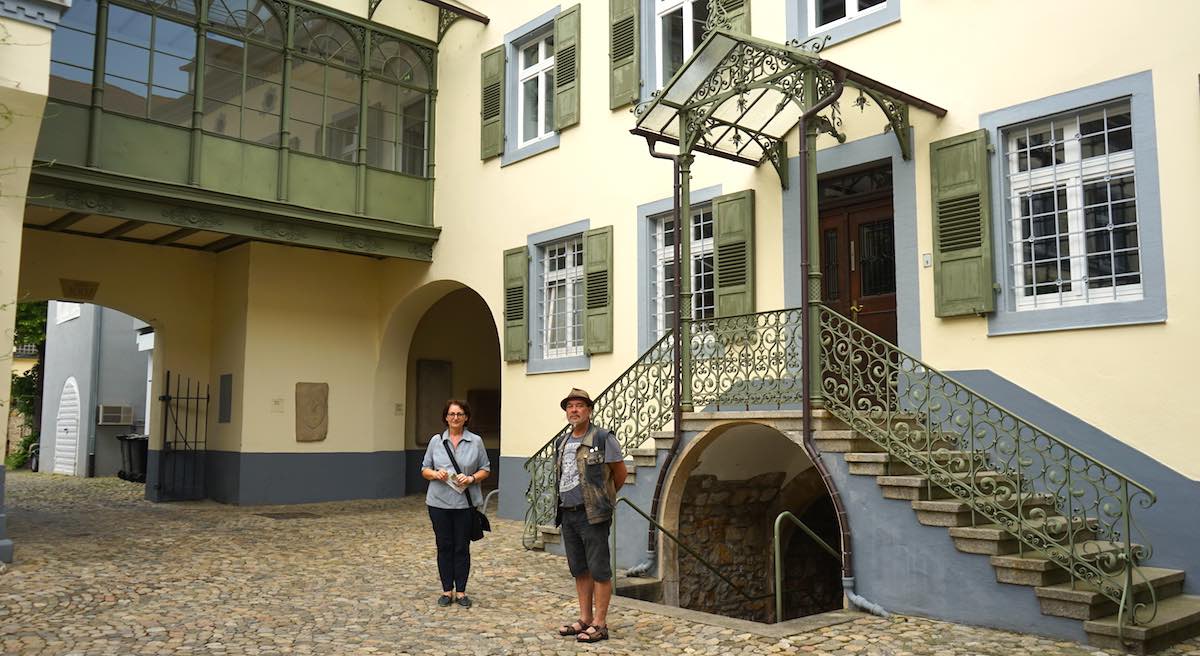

{"left": 613, "top": 496, "right": 758, "bottom": 604}
{"left": 815, "top": 303, "right": 1157, "bottom": 627}
{"left": 773, "top": 510, "right": 840, "bottom": 621}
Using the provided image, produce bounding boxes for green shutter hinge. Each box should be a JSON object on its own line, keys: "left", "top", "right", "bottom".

{"left": 986, "top": 144, "right": 996, "bottom": 155}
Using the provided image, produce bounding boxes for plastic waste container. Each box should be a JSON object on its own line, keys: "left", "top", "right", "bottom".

{"left": 116, "top": 434, "right": 149, "bottom": 483}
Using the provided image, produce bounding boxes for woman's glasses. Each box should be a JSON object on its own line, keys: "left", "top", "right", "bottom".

{"left": 446, "top": 412, "right": 467, "bottom": 417}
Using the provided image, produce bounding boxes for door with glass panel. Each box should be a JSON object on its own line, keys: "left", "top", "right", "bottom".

{"left": 818, "top": 164, "right": 897, "bottom": 346}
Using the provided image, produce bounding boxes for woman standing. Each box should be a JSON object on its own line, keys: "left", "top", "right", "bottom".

{"left": 421, "top": 399, "right": 491, "bottom": 608}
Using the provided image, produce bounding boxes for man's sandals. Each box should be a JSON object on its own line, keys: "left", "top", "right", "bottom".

{"left": 575, "top": 625, "right": 608, "bottom": 643}
{"left": 557, "top": 619, "right": 588, "bottom": 637}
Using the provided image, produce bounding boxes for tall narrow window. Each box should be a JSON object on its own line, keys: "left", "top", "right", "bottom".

{"left": 202, "top": 0, "right": 285, "bottom": 145}
{"left": 49, "top": 0, "right": 99, "bottom": 104}
{"left": 289, "top": 17, "right": 361, "bottom": 161}
{"left": 367, "top": 38, "right": 431, "bottom": 176}
{"left": 655, "top": 0, "right": 708, "bottom": 89}
{"left": 103, "top": 2, "right": 197, "bottom": 126}
{"left": 1003, "top": 100, "right": 1140, "bottom": 310}
{"left": 539, "top": 236, "right": 584, "bottom": 359}
{"left": 649, "top": 203, "right": 715, "bottom": 340}
{"left": 516, "top": 31, "right": 555, "bottom": 147}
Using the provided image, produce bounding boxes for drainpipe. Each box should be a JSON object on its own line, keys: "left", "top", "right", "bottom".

{"left": 624, "top": 136, "right": 685, "bottom": 578}
{"left": 796, "top": 69, "right": 885, "bottom": 617}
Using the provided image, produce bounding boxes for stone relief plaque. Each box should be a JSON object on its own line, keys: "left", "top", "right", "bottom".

{"left": 295, "top": 382, "right": 329, "bottom": 442}
{"left": 416, "top": 360, "right": 452, "bottom": 446}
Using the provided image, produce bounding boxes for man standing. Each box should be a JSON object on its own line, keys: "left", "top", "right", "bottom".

{"left": 553, "top": 388, "right": 627, "bottom": 643}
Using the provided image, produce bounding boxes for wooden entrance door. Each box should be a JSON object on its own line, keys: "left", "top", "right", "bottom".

{"left": 820, "top": 199, "right": 898, "bottom": 345}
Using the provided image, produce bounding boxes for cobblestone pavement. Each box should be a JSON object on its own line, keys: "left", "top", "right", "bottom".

{"left": 2, "top": 472, "right": 1198, "bottom": 656}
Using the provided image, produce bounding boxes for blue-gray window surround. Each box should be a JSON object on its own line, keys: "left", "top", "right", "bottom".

{"left": 636, "top": 184, "right": 723, "bottom": 353}
{"left": 501, "top": 6, "right": 561, "bottom": 167}
{"left": 525, "top": 218, "right": 591, "bottom": 374}
{"left": 981, "top": 71, "right": 1166, "bottom": 336}
{"left": 786, "top": 0, "right": 901, "bottom": 47}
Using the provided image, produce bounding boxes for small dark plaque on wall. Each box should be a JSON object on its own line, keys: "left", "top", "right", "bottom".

{"left": 416, "top": 360, "right": 452, "bottom": 446}
{"left": 218, "top": 374, "right": 233, "bottom": 424}
{"left": 296, "top": 382, "right": 329, "bottom": 442}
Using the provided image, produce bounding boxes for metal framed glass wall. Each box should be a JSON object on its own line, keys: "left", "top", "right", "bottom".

{"left": 47, "top": 0, "right": 435, "bottom": 178}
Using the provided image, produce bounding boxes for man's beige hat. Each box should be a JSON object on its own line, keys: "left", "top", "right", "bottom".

{"left": 560, "top": 388, "right": 595, "bottom": 410}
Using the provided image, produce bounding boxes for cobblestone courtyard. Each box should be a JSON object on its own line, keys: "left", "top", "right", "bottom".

{"left": 1, "top": 472, "right": 1197, "bottom": 656}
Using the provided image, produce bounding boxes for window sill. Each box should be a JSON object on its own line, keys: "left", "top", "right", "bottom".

{"left": 526, "top": 353, "right": 590, "bottom": 375}
{"left": 987, "top": 297, "right": 1166, "bottom": 336}
{"left": 501, "top": 133, "right": 560, "bottom": 167}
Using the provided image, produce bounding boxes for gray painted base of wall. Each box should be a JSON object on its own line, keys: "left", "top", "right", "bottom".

{"left": 947, "top": 370, "right": 1200, "bottom": 596}
{"left": 148, "top": 449, "right": 408, "bottom": 506}
{"left": 498, "top": 455, "right": 529, "bottom": 522}
{"left": 0, "top": 466, "right": 12, "bottom": 563}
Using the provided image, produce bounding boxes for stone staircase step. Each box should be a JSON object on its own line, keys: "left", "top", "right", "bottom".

{"left": 537, "top": 524, "right": 561, "bottom": 545}
{"left": 989, "top": 552, "right": 1073, "bottom": 587}
{"left": 650, "top": 430, "right": 675, "bottom": 450}
{"left": 814, "top": 430, "right": 885, "bottom": 453}
{"left": 842, "top": 452, "right": 911, "bottom": 476}
{"left": 1036, "top": 567, "right": 1185, "bottom": 621}
{"left": 1084, "top": 594, "right": 1200, "bottom": 655}
{"left": 629, "top": 447, "right": 658, "bottom": 467}
{"left": 911, "top": 493, "right": 1056, "bottom": 528}
{"left": 948, "top": 518, "right": 1097, "bottom": 556}
{"left": 680, "top": 409, "right": 847, "bottom": 433}
{"left": 876, "top": 471, "right": 1008, "bottom": 501}
{"left": 615, "top": 574, "right": 663, "bottom": 603}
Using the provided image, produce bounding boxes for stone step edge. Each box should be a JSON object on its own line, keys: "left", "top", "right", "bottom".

{"left": 1035, "top": 568, "right": 1185, "bottom": 603}
{"left": 1084, "top": 594, "right": 1200, "bottom": 641}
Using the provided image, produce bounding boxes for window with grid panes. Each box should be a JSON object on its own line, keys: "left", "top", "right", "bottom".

{"left": 202, "top": 0, "right": 284, "bottom": 145}
{"left": 649, "top": 203, "right": 715, "bottom": 339}
{"left": 49, "top": 0, "right": 98, "bottom": 104}
{"left": 516, "top": 31, "right": 555, "bottom": 147}
{"left": 366, "top": 39, "right": 430, "bottom": 176}
{"left": 538, "top": 236, "right": 585, "bottom": 359}
{"left": 102, "top": 1, "right": 197, "bottom": 126}
{"left": 288, "top": 17, "right": 361, "bottom": 161}
{"left": 655, "top": 0, "right": 708, "bottom": 90}
{"left": 1003, "top": 100, "right": 1140, "bottom": 310}
{"left": 809, "top": 0, "right": 886, "bottom": 33}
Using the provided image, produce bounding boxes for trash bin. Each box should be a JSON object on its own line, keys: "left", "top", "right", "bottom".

{"left": 116, "top": 434, "right": 149, "bottom": 483}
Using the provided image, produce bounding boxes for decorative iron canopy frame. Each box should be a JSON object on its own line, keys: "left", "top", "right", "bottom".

{"left": 368, "top": 0, "right": 488, "bottom": 43}
{"left": 633, "top": 29, "right": 946, "bottom": 187}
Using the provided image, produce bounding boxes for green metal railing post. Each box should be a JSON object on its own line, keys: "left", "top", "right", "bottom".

{"left": 678, "top": 118, "right": 695, "bottom": 412}
{"left": 773, "top": 511, "right": 840, "bottom": 622}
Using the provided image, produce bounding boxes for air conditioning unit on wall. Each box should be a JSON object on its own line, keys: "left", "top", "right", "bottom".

{"left": 97, "top": 404, "right": 134, "bottom": 425}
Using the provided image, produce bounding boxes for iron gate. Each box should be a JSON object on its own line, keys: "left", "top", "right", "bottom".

{"left": 157, "top": 371, "right": 208, "bottom": 501}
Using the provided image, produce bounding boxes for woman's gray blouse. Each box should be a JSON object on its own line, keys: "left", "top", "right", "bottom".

{"left": 422, "top": 430, "right": 491, "bottom": 509}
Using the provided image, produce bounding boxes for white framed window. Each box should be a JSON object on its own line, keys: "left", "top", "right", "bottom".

{"left": 56, "top": 302, "right": 82, "bottom": 324}
{"left": 538, "top": 235, "right": 584, "bottom": 359}
{"left": 808, "top": 0, "right": 887, "bottom": 34}
{"left": 649, "top": 203, "right": 715, "bottom": 339}
{"left": 655, "top": 0, "right": 708, "bottom": 90}
{"left": 516, "top": 31, "right": 555, "bottom": 147}
{"left": 1002, "top": 100, "right": 1139, "bottom": 312}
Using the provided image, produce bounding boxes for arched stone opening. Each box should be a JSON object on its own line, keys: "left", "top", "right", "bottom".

{"left": 662, "top": 421, "right": 844, "bottom": 623}
{"left": 375, "top": 282, "right": 501, "bottom": 497}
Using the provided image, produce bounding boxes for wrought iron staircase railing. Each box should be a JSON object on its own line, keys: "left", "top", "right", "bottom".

{"left": 522, "top": 304, "right": 1159, "bottom": 634}
{"left": 816, "top": 304, "right": 1158, "bottom": 630}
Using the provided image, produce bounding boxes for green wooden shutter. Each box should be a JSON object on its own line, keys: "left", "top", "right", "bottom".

{"left": 722, "top": 0, "right": 750, "bottom": 34}
{"left": 583, "top": 226, "right": 614, "bottom": 355}
{"left": 713, "top": 190, "right": 755, "bottom": 317}
{"left": 554, "top": 5, "right": 582, "bottom": 130}
{"left": 609, "top": 0, "right": 640, "bottom": 109}
{"left": 480, "top": 45, "right": 505, "bottom": 160}
{"left": 930, "top": 129, "right": 995, "bottom": 317}
{"left": 503, "top": 246, "right": 529, "bottom": 361}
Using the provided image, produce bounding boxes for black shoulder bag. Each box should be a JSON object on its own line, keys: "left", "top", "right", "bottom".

{"left": 442, "top": 437, "right": 491, "bottom": 541}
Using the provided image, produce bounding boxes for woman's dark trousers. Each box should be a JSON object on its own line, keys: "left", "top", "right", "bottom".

{"left": 428, "top": 506, "right": 472, "bottom": 593}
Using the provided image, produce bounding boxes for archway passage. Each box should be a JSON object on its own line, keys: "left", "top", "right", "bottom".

{"left": 672, "top": 423, "right": 843, "bottom": 623}
{"left": 403, "top": 287, "right": 502, "bottom": 495}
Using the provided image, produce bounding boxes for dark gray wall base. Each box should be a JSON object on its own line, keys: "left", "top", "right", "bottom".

{"left": 947, "top": 369, "right": 1200, "bottom": 596}
{"left": 148, "top": 449, "right": 407, "bottom": 505}
{"left": 498, "top": 455, "right": 529, "bottom": 521}
{"left": 0, "top": 466, "right": 12, "bottom": 563}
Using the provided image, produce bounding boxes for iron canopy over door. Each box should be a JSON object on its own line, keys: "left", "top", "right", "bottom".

{"left": 818, "top": 164, "right": 898, "bottom": 346}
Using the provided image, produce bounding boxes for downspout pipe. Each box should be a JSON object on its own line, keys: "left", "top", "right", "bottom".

{"left": 796, "top": 71, "right": 886, "bottom": 617}
{"left": 625, "top": 135, "right": 684, "bottom": 578}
